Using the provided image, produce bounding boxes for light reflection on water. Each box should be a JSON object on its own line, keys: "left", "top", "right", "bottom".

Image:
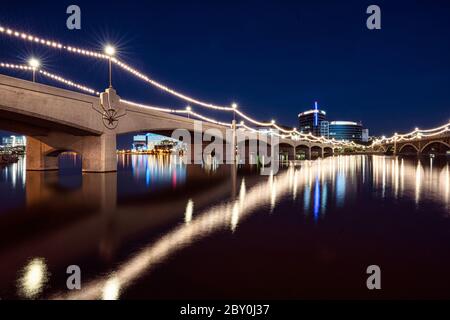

{"left": 370, "top": 156, "right": 449, "bottom": 207}
{"left": 129, "top": 154, "right": 186, "bottom": 188}
{"left": 17, "top": 258, "right": 49, "bottom": 299}
{"left": 54, "top": 155, "right": 449, "bottom": 300}
{"left": 0, "top": 154, "right": 449, "bottom": 299}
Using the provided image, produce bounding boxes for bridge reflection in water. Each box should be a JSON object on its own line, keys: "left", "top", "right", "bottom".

{"left": 0, "top": 155, "right": 449, "bottom": 299}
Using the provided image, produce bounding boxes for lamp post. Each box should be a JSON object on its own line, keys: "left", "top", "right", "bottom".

{"left": 231, "top": 103, "right": 238, "bottom": 163}
{"left": 186, "top": 106, "right": 191, "bottom": 119}
{"left": 104, "top": 45, "right": 116, "bottom": 88}
{"left": 28, "top": 58, "right": 40, "bottom": 83}
{"left": 232, "top": 103, "right": 238, "bottom": 122}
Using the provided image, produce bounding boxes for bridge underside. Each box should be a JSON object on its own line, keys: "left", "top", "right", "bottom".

{"left": 0, "top": 109, "right": 96, "bottom": 136}
{"left": 25, "top": 134, "right": 116, "bottom": 172}
{"left": 0, "top": 109, "right": 118, "bottom": 172}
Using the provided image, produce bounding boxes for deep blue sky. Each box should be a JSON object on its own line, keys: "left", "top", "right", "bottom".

{"left": 1, "top": 0, "right": 450, "bottom": 140}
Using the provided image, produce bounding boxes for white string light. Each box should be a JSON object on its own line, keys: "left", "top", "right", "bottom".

{"left": 0, "top": 61, "right": 356, "bottom": 146}
{"left": 121, "top": 98, "right": 353, "bottom": 143}
{"left": 238, "top": 122, "right": 356, "bottom": 147}
{"left": 112, "top": 59, "right": 235, "bottom": 111}
{"left": 0, "top": 26, "right": 372, "bottom": 146}
{"left": 119, "top": 99, "right": 231, "bottom": 127}
{"left": 0, "top": 25, "right": 111, "bottom": 60}
{"left": 0, "top": 24, "right": 297, "bottom": 132}
{"left": 0, "top": 62, "right": 33, "bottom": 71}
{"left": 372, "top": 121, "right": 450, "bottom": 147}
{"left": 39, "top": 70, "right": 100, "bottom": 95}
{"left": 0, "top": 61, "right": 100, "bottom": 95}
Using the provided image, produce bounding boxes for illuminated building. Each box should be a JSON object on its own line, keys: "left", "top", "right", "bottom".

{"left": 362, "top": 129, "right": 369, "bottom": 143}
{"left": 132, "top": 133, "right": 183, "bottom": 152}
{"left": 329, "top": 121, "right": 363, "bottom": 142}
{"left": 132, "top": 135, "right": 147, "bottom": 151}
{"left": 320, "top": 121, "right": 330, "bottom": 138}
{"left": 1, "top": 135, "right": 26, "bottom": 147}
{"left": 298, "top": 101, "right": 327, "bottom": 136}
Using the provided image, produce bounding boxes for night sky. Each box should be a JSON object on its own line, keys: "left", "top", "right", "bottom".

{"left": 1, "top": 0, "right": 450, "bottom": 145}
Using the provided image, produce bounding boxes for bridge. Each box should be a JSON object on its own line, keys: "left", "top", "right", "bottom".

{"left": 370, "top": 123, "right": 450, "bottom": 156}
{"left": 0, "top": 73, "right": 348, "bottom": 172}
{"left": 11, "top": 24, "right": 450, "bottom": 172}
{"left": 0, "top": 74, "right": 233, "bottom": 172}
{"left": 0, "top": 24, "right": 364, "bottom": 172}
{"left": 0, "top": 75, "right": 348, "bottom": 172}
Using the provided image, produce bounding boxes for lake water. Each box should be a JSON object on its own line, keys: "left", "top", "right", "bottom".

{"left": 0, "top": 155, "right": 449, "bottom": 300}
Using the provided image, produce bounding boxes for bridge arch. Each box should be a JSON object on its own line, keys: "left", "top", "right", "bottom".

{"left": 420, "top": 141, "right": 450, "bottom": 155}
{"left": 373, "top": 145, "right": 386, "bottom": 153}
{"left": 323, "top": 146, "right": 333, "bottom": 157}
{"left": 398, "top": 143, "right": 419, "bottom": 155}
{"left": 278, "top": 142, "right": 296, "bottom": 161}
{"left": 385, "top": 145, "right": 395, "bottom": 155}
{"left": 295, "top": 144, "right": 311, "bottom": 160}
{"left": 310, "top": 145, "right": 323, "bottom": 159}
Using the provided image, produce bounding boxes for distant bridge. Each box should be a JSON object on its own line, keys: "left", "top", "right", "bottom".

{"left": 370, "top": 123, "right": 450, "bottom": 156}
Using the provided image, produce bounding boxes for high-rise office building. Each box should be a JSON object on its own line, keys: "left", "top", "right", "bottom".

{"left": 320, "top": 121, "right": 330, "bottom": 138}
{"left": 298, "top": 102, "right": 327, "bottom": 136}
{"left": 1, "top": 135, "right": 26, "bottom": 147}
{"left": 329, "top": 121, "right": 363, "bottom": 142}
{"left": 362, "top": 129, "right": 369, "bottom": 143}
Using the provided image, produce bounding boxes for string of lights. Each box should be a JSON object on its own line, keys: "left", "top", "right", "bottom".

{"left": 0, "top": 61, "right": 233, "bottom": 128}
{"left": 121, "top": 98, "right": 353, "bottom": 146}
{"left": 112, "top": 59, "right": 301, "bottom": 132}
{"left": 0, "top": 62, "right": 33, "bottom": 71}
{"left": 372, "top": 121, "right": 450, "bottom": 146}
{"left": 0, "top": 61, "right": 100, "bottom": 95}
{"left": 0, "top": 62, "right": 275, "bottom": 132}
{"left": 0, "top": 25, "right": 373, "bottom": 147}
{"left": 0, "top": 25, "right": 110, "bottom": 59}
{"left": 0, "top": 24, "right": 298, "bottom": 132}
{"left": 119, "top": 99, "right": 232, "bottom": 127}
{"left": 39, "top": 70, "right": 101, "bottom": 95}
{"left": 238, "top": 122, "right": 357, "bottom": 147}
{"left": 0, "top": 61, "right": 358, "bottom": 147}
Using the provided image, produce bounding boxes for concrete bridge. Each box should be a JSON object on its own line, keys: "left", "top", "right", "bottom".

{"left": 0, "top": 74, "right": 341, "bottom": 172}
{"left": 371, "top": 130, "right": 450, "bottom": 156}
{"left": 0, "top": 74, "right": 233, "bottom": 172}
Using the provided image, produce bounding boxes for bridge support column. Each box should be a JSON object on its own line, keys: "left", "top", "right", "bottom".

{"left": 81, "top": 133, "right": 117, "bottom": 173}
{"left": 231, "top": 120, "right": 237, "bottom": 163}
{"left": 26, "top": 137, "right": 59, "bottom": 171}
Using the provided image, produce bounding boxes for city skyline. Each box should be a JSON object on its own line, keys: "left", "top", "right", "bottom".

{"left": 0, "top": 0, "right": 449, "bottom": 137}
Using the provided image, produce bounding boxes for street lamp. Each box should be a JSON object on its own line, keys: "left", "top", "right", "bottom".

{"left": 186, "top": 106, "right": 191, "bottom": 119}
{"left": 231, "top": 103, "right": 238, "bottom": 122}
{"left": 28, "top": 58, "right": 40, "bottom": 82}
{"left": 104, "top": 45, "right": 116, "bottom": 88}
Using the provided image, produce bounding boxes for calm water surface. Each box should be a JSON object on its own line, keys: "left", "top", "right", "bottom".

{"left": 0, "top": 155, "right": 449, "bottom": 300}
